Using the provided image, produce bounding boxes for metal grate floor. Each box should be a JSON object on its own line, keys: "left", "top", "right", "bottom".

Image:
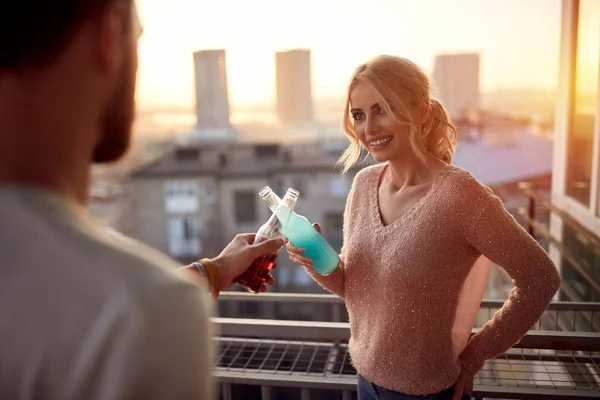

{"left": 214, "top": 338, "right": 600, "bottom": 392}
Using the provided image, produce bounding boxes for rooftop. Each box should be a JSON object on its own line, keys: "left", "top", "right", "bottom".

{"left": 454, "top": 130, "right": 553, "bottom": 186}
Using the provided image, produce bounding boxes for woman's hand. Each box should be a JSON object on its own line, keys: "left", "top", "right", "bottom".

{"left": 286, "top": 223, "right": 322, "bottom": 268}
{"left": 452, "top": 366, "right": 474, "bottom": 400}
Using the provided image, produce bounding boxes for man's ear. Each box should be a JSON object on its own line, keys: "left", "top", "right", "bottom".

{"left": 90, "top": 2, "right": 128, "bottom": 76}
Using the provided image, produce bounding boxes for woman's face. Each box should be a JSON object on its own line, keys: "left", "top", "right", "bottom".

{"left": 349, "top": 82, "right": 419, "bottom": 163}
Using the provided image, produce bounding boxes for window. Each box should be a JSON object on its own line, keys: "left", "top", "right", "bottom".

{"left": 269, "top": 177, "right": 284, "bottom": 197}
{"left": 566, "top": 0, "right": 600, "bottom": 206}
{"left": 205, "top": 181, "right": 216, "bottom": 204}
{"left": 324, "top": 213, "right": 344, "bottom": 253}
{"left": 330, "top": 175, "right": 349, "bottom": 198}
{"left": 164, "top": 180, "right": 199, "bottom": 213}
{"left": 254, "top": 145, "right": 280, "bottom": 158}
{"left": 291, "top": 175, "right": 307, "bottom": 197}
{"left": 175, "top": 148, "right": 200, "bottom": 161}
{"left": 168, "top": 216, "right": 202, "bottom": 257}
{"left": 234, "top": 190, "right": 257, "bottom": 223}
{"left": 219, "top": 153, "right": 227, "bottom": 167}
{"left": 561, "top": 225, "right": 600, "bottom": 302}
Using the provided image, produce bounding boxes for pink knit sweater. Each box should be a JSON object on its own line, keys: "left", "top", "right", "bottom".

{"left": 305, "top": 163, "right": 561, "bottom": 395}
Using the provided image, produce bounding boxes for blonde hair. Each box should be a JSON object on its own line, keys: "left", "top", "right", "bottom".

{"left": 338, "top": 55, "right": 458, "bottom": 174}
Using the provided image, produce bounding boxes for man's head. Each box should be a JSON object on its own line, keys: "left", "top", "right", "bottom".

{"left": 0, "top": 0, "right": 142, "bottom": 164}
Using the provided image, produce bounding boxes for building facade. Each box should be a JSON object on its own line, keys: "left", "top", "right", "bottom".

{"left": 193, "top": 49, "right": 233, "bottom": 139}
{"left": 432, "top": 53, "right": 480, "bottom": 120}
{"left": 275, "top": 49, "right": 314, "bottom": 124}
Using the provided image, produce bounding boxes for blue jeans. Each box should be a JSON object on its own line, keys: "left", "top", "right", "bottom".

{"left": 357, "top": 375, "right": 472, "bottom": 400}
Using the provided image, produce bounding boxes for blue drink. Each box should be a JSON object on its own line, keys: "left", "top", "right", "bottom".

{"left": 270, "top": 204, "right": 341, "bottom": 276}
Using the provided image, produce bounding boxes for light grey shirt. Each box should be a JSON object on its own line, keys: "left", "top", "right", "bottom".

{"left": 0, "top": 186, "right": 213, "bottom": 399}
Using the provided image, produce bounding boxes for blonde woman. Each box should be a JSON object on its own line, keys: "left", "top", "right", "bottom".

{"left": 286, "top": 55, "right": 561, "bottom": 400}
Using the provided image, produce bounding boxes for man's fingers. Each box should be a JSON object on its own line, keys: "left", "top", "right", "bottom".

{"left": 265, "top": 274, "right": 275, "bottom": 285}
{"left": 235, "top": 233, "right": 255, "bottom": 243}
{"left": 251, "top": 237, "right": 284, "bottom": 256}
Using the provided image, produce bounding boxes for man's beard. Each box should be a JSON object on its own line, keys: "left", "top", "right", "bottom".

{"left": 93, "top": 56, "right": 136, "bottom": 164}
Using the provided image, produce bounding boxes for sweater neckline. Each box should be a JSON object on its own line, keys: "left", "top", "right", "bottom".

{"left": 371, "top": 163, "right": 453, "bottom": 229}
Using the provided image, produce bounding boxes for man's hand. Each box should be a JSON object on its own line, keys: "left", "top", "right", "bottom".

{"left": 452, "top": 366, "right": 474, "bottom": 400}
{"left": 212, "top": 234, "right": 284, "bottom": 291}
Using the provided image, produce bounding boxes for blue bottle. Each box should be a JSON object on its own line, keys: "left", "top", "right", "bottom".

{"left": 259, "top": 187, "right": 341, "bottom": 276}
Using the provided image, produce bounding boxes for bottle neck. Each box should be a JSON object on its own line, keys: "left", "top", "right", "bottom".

{"left": 263, "top": 193, "right": 282, "bottom": 212}
{"left": 280, "top": 190, "right": 298, "bottom": 213}
{"left": 259, "top": 187, "right": 298, "bottom": 213}
{"left": 259, "top": 187, "right": 281, "bottom": 212}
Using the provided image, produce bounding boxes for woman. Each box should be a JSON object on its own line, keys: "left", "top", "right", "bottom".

{"left": 286, "top": 55, "right": 561, "bottom": 400}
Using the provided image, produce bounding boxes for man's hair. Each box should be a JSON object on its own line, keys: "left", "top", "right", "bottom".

{"left": 0, "top": 1, "right": 114, "bottom": 70}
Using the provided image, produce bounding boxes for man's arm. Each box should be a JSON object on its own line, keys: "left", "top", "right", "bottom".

{"left": 179, "top": 234, "right": 285, "bottom": 297}
{"left": 94, "top": 283, "right": 213, "bottom": 400}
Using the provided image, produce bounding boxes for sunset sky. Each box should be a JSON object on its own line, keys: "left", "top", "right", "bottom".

{"left": 135, "top": 0, "right": 564, "bottom": 108}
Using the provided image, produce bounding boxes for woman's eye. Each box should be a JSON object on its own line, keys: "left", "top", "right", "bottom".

{"left": 352, "top": 113, "right": 365, "bottom": 121}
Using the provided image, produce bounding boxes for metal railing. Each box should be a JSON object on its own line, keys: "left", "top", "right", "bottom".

{"left": 518, "top": 182, "right": 600, "bottom": 303}
{"left": 210, "top": 184, "right": 600, "bottom": 399}
{"left": 212, "top": 317, "right": 600, "bottom": 400}
{"left": 213, "top": 293, "right": 600, "bottom": 400}
{"left": 218, "top": 291, "right": 600, "bottom": 332}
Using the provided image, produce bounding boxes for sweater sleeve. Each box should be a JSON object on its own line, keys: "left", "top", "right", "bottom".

{"left": 458, "top": 181, "right": 561, "bottom": 374}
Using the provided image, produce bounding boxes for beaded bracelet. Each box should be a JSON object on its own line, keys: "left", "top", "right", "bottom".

{"left": 191, "top": 258, "right": 221, "bottom": 299}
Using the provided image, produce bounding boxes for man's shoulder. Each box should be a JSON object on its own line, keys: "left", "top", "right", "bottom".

{"left": 0, "top": 186, "right": 203, "bottom": 309}
{"left": 65, "top": 226, "right": 195, "bottom": 302}
{"left": 0, "top": 194, "right": 189, "bottom": 299}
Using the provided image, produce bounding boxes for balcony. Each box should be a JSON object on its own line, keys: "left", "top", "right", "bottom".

{"left": 207, "top": 183, "right": 600, "bottom": 400}
{"left": 212, "top": 292, "right": 600, "bottom": 400}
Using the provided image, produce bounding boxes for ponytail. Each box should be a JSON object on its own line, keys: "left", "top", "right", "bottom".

{"left": 420, "top": 99, "right": 457, "bottom": 164}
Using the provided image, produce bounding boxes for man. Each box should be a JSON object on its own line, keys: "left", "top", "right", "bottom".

{"left": 0, "top": 1, "right": 282, "bottom": 399}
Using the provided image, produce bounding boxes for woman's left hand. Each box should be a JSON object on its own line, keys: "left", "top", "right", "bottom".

{"left": 452, "top": 367, "right": 474, "bottom": 400}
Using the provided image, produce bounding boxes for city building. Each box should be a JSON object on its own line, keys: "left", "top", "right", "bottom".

{"left": 192, "top": 49, "right": 234, "bottom": 140}
{"left": 432, "top": 53, "right": 480, "bottom": 120}
{"left": 130, "top": 137, "right": 356, "bottom": 303}
{"left": 275, "top": 49, "right": 314, "bottom": 124}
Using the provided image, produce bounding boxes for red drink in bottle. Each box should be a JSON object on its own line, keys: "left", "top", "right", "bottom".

{"left": 233, "top": 252, "right": 278, "bottom": 294}
{"left": 233, "top": 187, "right": 298, "bottom": 294}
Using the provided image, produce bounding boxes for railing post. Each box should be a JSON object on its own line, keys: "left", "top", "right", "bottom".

{"left": 301, "top": 388, "right": 311, "bottom": 400}
{"left": 518, "top": 181, "right": 536, "bottom": 237}
{"left": 333, "top": 303, "right": 342, "bottom": 322}
{"left": 261, "top": 385, "right": 271, "bottom": 400}
{"left": 528, "top": 194, "right": 536, "bottom": 237}
{"left": 222, "top": 383, "right": 232, "bottom": 400}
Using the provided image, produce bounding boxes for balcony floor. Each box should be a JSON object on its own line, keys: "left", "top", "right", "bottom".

{"left": 214, "top": 337, "right": 600, "bottom": 399}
